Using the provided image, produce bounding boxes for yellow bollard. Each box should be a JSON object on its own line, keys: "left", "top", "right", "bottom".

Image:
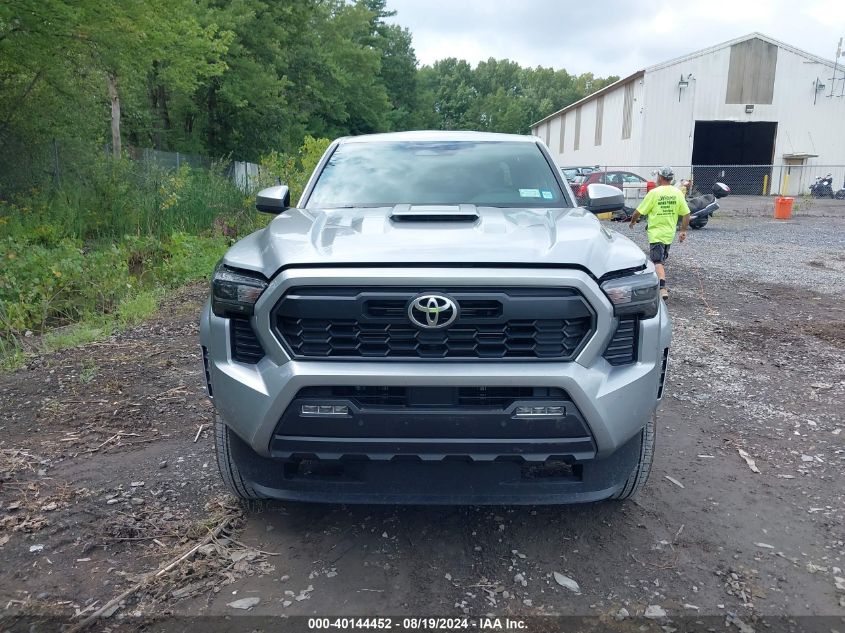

{"left": 781, "top": 173, "right": 789, "bottom": 196}
{"left": 762, "top": 174, "right": 768, "bottom": 196}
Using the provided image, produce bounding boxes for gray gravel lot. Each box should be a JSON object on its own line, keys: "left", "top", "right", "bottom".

{"left": 620, "top": 197, "right": 845, "bottom": 293}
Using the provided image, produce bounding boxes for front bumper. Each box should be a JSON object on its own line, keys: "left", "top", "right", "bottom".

{"left": 200, "top": 267, "right": 672, "bottom": 502}
{"left": 227, "top": 426, "right": 643, "bottom": 504}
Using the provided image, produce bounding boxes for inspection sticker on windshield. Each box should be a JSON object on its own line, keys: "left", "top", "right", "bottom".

{"left": 518, "top": 188, "right": 541, "bottom": 198}
{"left": 541, "top": 190, "right": 554, "bottom": 199}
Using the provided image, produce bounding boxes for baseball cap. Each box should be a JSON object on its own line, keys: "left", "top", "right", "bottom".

{"left": 657, "top": 166, "right": 674, "bottom": 179}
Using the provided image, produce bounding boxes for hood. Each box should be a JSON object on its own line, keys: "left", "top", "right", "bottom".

{"left": 223, "top": 206, "right": 645, "bottom": 279}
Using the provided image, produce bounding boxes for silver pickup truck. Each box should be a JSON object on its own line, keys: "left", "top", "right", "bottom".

{"left": 200, "top": 131, "right": 671, "bottom": 505}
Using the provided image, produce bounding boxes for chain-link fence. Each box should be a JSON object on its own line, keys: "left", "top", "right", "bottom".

{"left": 126, "top": 147, "right": 260, "bottom": 191}
{"left": 0, "top": 139, "right": 260, "bottom": 199}
{"left": 565, "top": 164, "right": 845, "bottom": 213}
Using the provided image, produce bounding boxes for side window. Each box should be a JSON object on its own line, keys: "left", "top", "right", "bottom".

{"left": 622, "top": 172, "right": 645, "bottom": 183}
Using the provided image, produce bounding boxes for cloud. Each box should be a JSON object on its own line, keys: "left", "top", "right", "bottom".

{"left": 386, "top": 0, "right": 844, "bottom": 76}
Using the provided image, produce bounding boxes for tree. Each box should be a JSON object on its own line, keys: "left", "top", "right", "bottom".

{"left": 0, "top": 0, "right": 228, "bottom": 156}
{"left": 1, "top": 0, "right": 623, "bottom": 193}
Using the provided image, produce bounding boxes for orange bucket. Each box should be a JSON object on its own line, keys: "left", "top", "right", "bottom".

{"left": 774, "top": 196, "right": 793, "bottom": 220}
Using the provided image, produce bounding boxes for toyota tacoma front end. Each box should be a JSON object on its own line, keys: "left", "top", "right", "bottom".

{"left": 200, "top": 131, "right": 671, "bottom": 505}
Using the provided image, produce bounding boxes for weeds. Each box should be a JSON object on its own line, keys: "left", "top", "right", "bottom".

{"left": 79, "top": 361, "right": 98, "bottom": 384}
{"left": 0, "top": 137, "right": 329, "bottom": 369}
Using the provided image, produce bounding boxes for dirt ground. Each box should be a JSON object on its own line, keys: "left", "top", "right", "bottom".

{"left": 1, "top": 207, "right": 844, "bottom": 631}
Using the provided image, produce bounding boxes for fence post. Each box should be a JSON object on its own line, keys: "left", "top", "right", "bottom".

{"left": 176, "top": 151, "right": 180, "bottom": 169}
{"left": 52, "top": 139, "right": 60, "bottom": 188}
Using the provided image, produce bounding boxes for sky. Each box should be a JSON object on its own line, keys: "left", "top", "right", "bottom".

{"left": 386, "top": 0, "right": 845, "bottom": 78}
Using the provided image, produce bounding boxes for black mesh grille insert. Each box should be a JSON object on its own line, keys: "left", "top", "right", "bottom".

{"left": 603, "top": 316, "right": 639, "bottom": 366}
{"left": 230, "top": 318, "right": 265, "bottom": 364}
{"left": 273, "top": 287, "right": 594, "bottom": 360}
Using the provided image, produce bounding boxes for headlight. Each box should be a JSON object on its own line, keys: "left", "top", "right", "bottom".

{"left": 600, "top": 269, "right": 659, "bottom": 318}
{"left": 211, "top": 262, "right": 268, "bottom": 318}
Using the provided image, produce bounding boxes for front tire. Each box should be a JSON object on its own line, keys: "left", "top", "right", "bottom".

{"left": 214, "top": 411, "right": 266, "bottom": 501}
{"left": 611, "top": 412, "right": 656, "bottom": 500}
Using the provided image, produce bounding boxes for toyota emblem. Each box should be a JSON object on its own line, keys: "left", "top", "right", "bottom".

{"left": 408, "top": 294, "right": 459, "bottom": 329}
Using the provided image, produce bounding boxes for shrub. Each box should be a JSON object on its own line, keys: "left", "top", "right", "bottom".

{"left": 258, "top": 135, "right": 331, "bottom": 205}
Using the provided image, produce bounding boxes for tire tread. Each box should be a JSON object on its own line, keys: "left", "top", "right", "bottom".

{"left": 612, "top": 411, "right": 656, "bottom": 500}
{"left": 214, "top": 411, "right": 264, "bottom": 501}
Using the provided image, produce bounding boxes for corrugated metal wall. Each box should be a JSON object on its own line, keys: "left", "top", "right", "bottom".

{"left": 640, "top": 39, "right": 845, "bottom": 172}
{"left": 537, "top": 36, "right": 845, "bottom": 178}
{"left": 544, "top": 77, "right": 643, "bottom": 167}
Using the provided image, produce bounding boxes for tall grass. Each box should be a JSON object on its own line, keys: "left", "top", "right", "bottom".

{"left": 0, "top": 136, "right": 329, "bottom": 368}
{"left": 1, "top": 157, "right": 254, "bottom": 242}
{"left": 0, "top": 155, "right": 256, "bottom": 367}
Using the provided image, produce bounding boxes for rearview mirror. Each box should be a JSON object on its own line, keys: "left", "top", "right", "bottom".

{"left": 255, "top": 185, "right": 291, "bottom": 214}
{"left": 585, "top": 183, "right": 624, "bottom": 213}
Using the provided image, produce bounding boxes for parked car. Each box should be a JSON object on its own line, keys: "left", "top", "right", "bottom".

{"left": 201, "top": 131, "right": 671, "bottom": 505}
{"left": 560, "top": 165, "right": 599, "bottom": 183}
{"left": 575, "top": 170, "right": 654, "bottom": 207}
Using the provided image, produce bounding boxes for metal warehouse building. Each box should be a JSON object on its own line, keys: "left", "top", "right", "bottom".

{"left": 531, "top": 33, "right": 845, "bottom": 196}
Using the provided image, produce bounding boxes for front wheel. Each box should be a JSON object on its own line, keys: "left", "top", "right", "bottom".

{"left": 214, "top": 411, "right": 266, "bottom": 501}
{"left": 611, "top": 412, "right": 656, "bottom": 500}
{"left": 835, "top": 190, "right": 845, "bottom": 200}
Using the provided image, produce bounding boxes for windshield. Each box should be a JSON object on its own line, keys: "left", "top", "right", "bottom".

{"left": 305, "top": 140, "right": 568, "bottom": 208}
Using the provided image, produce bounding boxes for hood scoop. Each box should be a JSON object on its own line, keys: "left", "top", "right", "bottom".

{"left": 390, "top": 204, "right": 479, "bottom": 222}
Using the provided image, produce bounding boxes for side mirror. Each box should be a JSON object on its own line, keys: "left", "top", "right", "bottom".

{"left": 255, "top": 185, "right": 291, "bottom": 214}
{"left": 585, "top": 183, "right": 624, "bottom": 213}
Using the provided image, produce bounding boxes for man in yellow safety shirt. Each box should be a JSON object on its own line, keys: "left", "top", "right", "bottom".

{"left": 629, "top": 166, "right": 690, "bottom": 300}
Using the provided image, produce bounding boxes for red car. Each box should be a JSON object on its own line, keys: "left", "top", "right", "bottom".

{"left": 575, "top": 171, "right": 655, "bottom": 205}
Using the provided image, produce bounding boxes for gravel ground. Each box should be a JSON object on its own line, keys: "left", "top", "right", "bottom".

{"left": 1, "top": 209, "right": 843, "bottom": 631}
{"left": 621, "top": 196, "right": 845, "bottom": 293}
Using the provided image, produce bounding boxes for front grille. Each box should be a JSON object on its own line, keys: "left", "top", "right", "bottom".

{"left": 230, "top": 318, "right": 265, "bottom": 364}
{"left": 295, "top": 386, "right": 569, "bottom": 409}
{"left": 603, "top": 316, "right": 639, "bottom": 366}
{"left": 273, "top": 287, "right": 594, "bottom": 360}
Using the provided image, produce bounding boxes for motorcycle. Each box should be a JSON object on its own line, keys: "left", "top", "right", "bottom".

{"left": 684, "top": 181, "right": 730, "bottom": 229}
{"left": 809, "top": 173, "right": 834, "bottom": 198}
{"left": 835, "top": 177, "right": 845, "bottom": 200}
{"left": 611, "top": 180, "right": 730, "bottom": 228}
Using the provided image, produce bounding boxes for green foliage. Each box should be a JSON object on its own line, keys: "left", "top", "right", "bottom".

{"left": 0, "top": 230, "right": 230, "bottom": 365}
{"left": 0, "top": 0, "right": 623, "bottom": 367}
{"left": 258, "top": 136, "right": 332, "bottom": 205}
{"left": 79, "top": 361, "right": 99, "bottom": 384}
{"left": 155, "top": 232, "right": 230, "bottom": 287}
{"left": 1, "top": 0, "right": 616, "bottom": 172}
{"left": 0, "top": 164, "right": 240, "bottom": 344}
{"left": 416, "top": 57, "right": 619, "bottom": 134}
{"left": 0, "top": 237, "right": 128, "bottom": 334}
{"left": 42, "top": 322, "right": 110, "bottom": 356}
{"left": 0, "top": 158, "right": 249, "bottom": 241}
